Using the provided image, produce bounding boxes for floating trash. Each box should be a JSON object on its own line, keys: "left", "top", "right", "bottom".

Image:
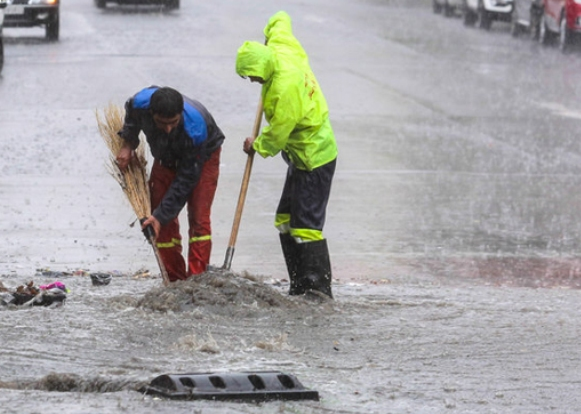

{"left": 0, "top": 280, "right": 67, "bottom": 307}
{"left": 90, "top": 273, "right": 112, "bottom": 286}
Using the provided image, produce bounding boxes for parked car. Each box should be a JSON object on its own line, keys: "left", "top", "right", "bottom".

{"left": 463, "top": 0, "right": 514, "bottom": 30}
{"left": 94, "top": 0, "right": 179, "bottom": 9}
{"left": 433, "top": 0, "right": 465, "bottom": 17}
{"left": 510, "top": 0, "right": 542, "bottom": 38}
{"left": 0, "top": 1, "right": 5, "bottom": 74}
{"left": 539, "top": 0, "right": 581, "bottom": 51}
{"left": 3, "top": 0, "right": 59, "bottom": 42}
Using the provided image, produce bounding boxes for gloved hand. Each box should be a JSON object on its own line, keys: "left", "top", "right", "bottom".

{"left": 140, "top": 217, "right": 156, "bottom": 243}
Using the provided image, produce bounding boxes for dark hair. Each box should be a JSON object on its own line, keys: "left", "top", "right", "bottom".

{"left": 150, "top": 87, "right": 184, "bottom": 117}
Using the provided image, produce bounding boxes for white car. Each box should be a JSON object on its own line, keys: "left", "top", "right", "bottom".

{"left": 463, "top": 0, "right": 514, "bottom": 30}
{"left": 433, "top": 0, "right": 465, "bottom": 17}
{"left": 3, "top": 0, "right": 60, "bottom": 41}
{"left": 0, "top": 0, "right": 5, "bottom": 74}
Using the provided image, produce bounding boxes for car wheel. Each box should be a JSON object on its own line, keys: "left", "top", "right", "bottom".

{"left": 558, "top": 15, "right": 573, "bottom": 52}
{"left": 463, "top": 3, "right": 477, "bottom": 26}
{"left": 165, "top": 0, "right": 180, "bottom": 9}
{"left": 530, "top": 9, "right": 541, "bottom": 40}
{"left": 95, "top": 0, "right": 106, "bottom": 9}
{"left": 476, "top": 1, "right": 492, "bottom": 30}
{"left": 539, "top": 13, "right": 552, "bottom": 45}
{"left": 510, "top": 8, "right": 521, "bottom": 37}
{"left": 443, "top": 1, "right": 453, "bottom": 17}
{"left": 433, "top": 0, "right": 443, "bottom": 14}
{"left": 46, "top": 10, "right": 59, "bottom": 42}
{"left": 476, "top": 10, "right": 492, "bottom": 30}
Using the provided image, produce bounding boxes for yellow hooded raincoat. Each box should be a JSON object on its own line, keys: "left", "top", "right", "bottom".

{"left": 236, "top": 11, "right": 337, "bottom": 172}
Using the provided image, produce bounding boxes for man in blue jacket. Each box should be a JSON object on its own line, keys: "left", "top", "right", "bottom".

{"left": 116, "top": 86, "right": 225, "bottom": 281}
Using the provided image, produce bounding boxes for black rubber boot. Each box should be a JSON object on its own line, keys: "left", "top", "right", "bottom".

{"left": 279, "top": 233, "right": 304, "bottom": 295}
{"left": 296, "top": 239, "right": 333, "bottom": 299}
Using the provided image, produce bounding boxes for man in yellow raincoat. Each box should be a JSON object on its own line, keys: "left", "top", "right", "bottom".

{"left": 236, "top": 11, "right": 338, "bottom": 298}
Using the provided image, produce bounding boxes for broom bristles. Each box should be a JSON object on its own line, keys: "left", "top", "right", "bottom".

{"left": 96, "top": 103, "right": 151, "bottom": 220}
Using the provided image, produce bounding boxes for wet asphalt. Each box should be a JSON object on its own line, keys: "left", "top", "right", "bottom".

{"left": 2, "top": 0, "right": 581, "bottom": 287}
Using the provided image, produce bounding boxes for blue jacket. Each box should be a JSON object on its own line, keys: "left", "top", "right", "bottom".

{"left": 118, "top": 86, "right": 225, "bottom": 225}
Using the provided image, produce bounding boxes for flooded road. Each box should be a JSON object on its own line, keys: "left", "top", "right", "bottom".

{"left": 2, "top": 0, "right": 581, "bottom": 412}
{"left": 3, "top": 271, "right": 581, "bottom": 413}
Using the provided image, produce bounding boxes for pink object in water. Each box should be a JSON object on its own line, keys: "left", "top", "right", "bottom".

{"left": 39, "top": 281, "right": 67, "bottom": 291}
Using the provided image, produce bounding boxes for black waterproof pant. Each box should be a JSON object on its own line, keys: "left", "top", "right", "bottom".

{"left": 276, "top": 157, "right": 337, "bottom": 240}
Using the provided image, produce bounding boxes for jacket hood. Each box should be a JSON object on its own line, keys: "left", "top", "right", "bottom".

{"left": 263, "top": 11, "right": 292, "bottom": 39}
{"left": 235, "top": 41, "right": 274, "bottom": 81}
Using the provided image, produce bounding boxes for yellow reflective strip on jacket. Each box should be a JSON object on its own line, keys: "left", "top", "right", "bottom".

{"left": 156, "top": 238, "right": 182, "bottom": 249}
{"left": 290, "top": 228, "right": 323, "bottom": 241}
{"left": 275, "top": 213, "right": 291, "bottom": 233}
{"left": 189, "top": 235, "right": 212, "bottom": 244}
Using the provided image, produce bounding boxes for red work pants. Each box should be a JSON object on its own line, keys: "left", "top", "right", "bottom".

{"left": 149, "top": 148, "right": 221, "bottom": 281}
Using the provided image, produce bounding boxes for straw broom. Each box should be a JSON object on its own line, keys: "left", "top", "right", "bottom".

{"left": 96, "top": 103, "right": 170, "bottom": 286}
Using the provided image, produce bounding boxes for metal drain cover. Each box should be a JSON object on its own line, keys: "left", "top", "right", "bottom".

{"left": 140, "top": 371, "right": 319, "bottom": 402}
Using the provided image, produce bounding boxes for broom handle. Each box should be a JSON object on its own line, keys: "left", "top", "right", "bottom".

{"left": 151, "top": 243, "right": 170, "bottom": 286}
{"left": 142, "top": 219, "right": 170, "bottom": 286}
{"left": 222, "top": 96, "right": 263, "bottom": 270}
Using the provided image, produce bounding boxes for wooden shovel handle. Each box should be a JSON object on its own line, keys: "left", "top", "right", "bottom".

{"left": 222, "top": 97, "right": 263, "bottom": 270}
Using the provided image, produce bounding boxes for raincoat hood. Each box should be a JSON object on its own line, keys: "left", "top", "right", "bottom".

{"left": 263, "top": 11, "right": 292, "bottom": 39}
{"left": 236, "top": 41, "right": 274, "bottom": 82}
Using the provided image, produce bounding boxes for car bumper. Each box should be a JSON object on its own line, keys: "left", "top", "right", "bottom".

{"left": 484, "top": 0, "right": 513, "bottom": 14}
{"left": 4, "top": 5, "right": 57, "bottom": 27}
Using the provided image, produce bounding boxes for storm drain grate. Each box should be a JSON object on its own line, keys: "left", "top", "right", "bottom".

{"left": 140, "top": 371, "right": 319, "bottom": 402}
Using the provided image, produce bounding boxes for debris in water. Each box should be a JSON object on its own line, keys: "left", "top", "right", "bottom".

{"left": 175, "top": 331, "right": 220, "bottom": 354}
{"left": 255, "top": 333, "right": 302, "bottom": 353}
{"left": 0, "top": 280, "right": 68, "bottom": 307}
{"left": 35, "top": 268, "right": 88, "bottom": 278}
{"left": 131, "top": 268, "right": 151, "bottom": 280}
{"left": 90, "top": 272, "right": 112, "bottom": 286}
